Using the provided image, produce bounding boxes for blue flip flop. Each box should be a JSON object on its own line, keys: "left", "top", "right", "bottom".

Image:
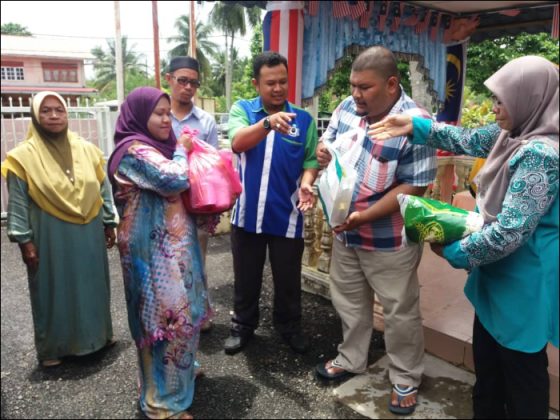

{"left": 315, "top": 359, "right": 354, "bottom": 381}
{"left": 388, "top": 384, "right": 418, "bottom": 415}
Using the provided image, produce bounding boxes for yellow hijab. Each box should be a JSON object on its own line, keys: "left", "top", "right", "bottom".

{"left": 1, "top": 91, "right": 105, "bottom": 224}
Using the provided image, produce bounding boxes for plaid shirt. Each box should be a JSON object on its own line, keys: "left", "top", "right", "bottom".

{"left": 322, "top": 91, "right": 437, "bottom": 251}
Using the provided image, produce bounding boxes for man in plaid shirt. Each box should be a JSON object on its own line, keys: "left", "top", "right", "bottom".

{"left": 314, "top": 46, "right": 436, "bottom": 416}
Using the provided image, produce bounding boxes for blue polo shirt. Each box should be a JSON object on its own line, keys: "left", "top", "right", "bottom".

{"left": 228, "top": 97, "right": 319, "bottom": 238}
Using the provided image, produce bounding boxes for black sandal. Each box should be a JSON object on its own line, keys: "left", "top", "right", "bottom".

{"left": 315, "top": 359, "right": 354, "bottom": 381}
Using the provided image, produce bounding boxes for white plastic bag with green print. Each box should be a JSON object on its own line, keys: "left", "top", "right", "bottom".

{"left": 318, "top": 131, "right": 362, "bottom": 227}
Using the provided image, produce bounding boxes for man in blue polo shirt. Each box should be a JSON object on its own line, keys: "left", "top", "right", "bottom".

{"left": 166, "top": 56, "right": 218, "bottom": 332}
{"left": 224, "top": 51, "right": 319, "bottom": 355}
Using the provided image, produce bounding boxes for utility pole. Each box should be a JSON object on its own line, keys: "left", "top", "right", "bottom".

{"left": 114, "top": 1, "right": 124, "bottom": 106}
{"left": 152, "top": 0, "right": 161, "bottom": 89}
{"left": 190, "top": 1, "right": 196, "bottom": 58}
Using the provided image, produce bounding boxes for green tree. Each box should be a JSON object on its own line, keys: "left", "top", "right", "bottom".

{"left": 91, "top": 36, "right": 146, "bottom": 97}
{"left": 207, "top": 47, "right": 245, "bottom": 98}
{"left": 231, "top": 22, "right": 264, "bottom": 105}
{"left": 466, "top": 33, "right": 559, "bottom": 96}
{"left": 1, "top": 22, "right": 32, "bottom": 36}
{"left": 167, "top": 15, "right": 218, "bottom": 80}
{"left": 460, "top": 86, "right": 495, "bottom": 128}
{"left": 211, "top": 3, "right": 261, "bottom": 109}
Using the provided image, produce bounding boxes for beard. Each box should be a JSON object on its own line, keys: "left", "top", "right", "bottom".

{"left": 178, "top": 97, "right": 192, "bottom": 106}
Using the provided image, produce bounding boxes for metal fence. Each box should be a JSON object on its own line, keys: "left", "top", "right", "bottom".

{"left": 1, "top": 103, "right": 332, "bottom": 217}
{"left": 1, "top": 104, "right": 116, "bottom": 217}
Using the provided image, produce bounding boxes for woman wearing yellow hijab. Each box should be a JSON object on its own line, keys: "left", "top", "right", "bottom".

{"left": 1, "top": 92, "right": 117, "bottom": 367}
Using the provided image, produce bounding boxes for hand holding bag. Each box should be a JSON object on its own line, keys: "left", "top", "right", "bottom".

{"left": 181, "top": 126, "right": 242, "bottom": 214}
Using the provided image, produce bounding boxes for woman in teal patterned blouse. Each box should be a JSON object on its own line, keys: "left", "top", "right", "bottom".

{"left": 370, "top": 56, "right": 558, "bottom": 419}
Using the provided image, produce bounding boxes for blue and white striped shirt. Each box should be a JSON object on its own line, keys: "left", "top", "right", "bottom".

{"left": 322, "top": 90, "right": 437, "bottom": 251}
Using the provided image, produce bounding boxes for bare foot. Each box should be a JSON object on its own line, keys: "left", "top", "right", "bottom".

{"left": 324, "top": 360, "right": 346, "bottom": 376}
{"left": 391, "top": 384, "right": 417, "bottom": 409}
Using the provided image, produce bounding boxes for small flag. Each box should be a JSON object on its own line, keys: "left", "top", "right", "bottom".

{"left": 402, "top": 7, "right": 419, "bottom": 27}
{"left": 333, "top": 1, "right": 351, "bottom": 18}
{"left": 308, "top": 0, "right": 320, "bottom": 17}
{"left": 416, "top": 9, "right": 431, "bottom": 34}
{"left": 442, "top": 15, "right": 454, "bottom": 43}
{"left": 378, "top": 1, "right": 388, "bottom": 32}
{"left": 430, "top": 12, "right": 442, "bottom": 41}
{"left": 359, "top": 1, "right": 374, "bottom": 29}
{"left": 390, "top": 2, "right": 405, "bottom": 32}
{"left": 349, "top": 1, "right": 367, "bottom": 20}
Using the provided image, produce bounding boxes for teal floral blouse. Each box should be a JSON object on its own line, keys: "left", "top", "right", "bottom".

{"left": 411, "top": 117, "right": 559, "bottom": 352}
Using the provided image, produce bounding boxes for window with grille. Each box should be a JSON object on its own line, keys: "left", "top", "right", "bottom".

{"left": 42, "top": 62, "right": 78, "bottom": 83}
{"left": 1, "top": 66, "right": 25, "bottom": 81}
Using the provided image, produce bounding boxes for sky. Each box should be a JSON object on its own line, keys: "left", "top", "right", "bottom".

{"left": 1, "top": 0, "right": 255, "bottom": 78}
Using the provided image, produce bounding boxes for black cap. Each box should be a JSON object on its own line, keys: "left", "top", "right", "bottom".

{"left": 168, "top": 56, "right": 200, "bottom": 73}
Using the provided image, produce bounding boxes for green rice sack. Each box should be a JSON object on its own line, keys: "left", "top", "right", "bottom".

{"left": 397, "top": 193, "right": 484, "bottom": 244}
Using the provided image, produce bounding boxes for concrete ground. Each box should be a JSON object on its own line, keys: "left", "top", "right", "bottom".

{"left": 3, "top": 226, "right": 545, "bottom": 419}
{"left": 335, "top": 354, "right": 474, "bottom": 419}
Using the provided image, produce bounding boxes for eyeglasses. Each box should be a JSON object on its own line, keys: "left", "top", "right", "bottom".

{"left": 172, "top": 76, "right": 201, "bottom": 87}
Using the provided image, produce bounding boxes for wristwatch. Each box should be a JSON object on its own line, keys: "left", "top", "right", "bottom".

{"left": 263, "top": 116, "right": 271, "bottom": 130}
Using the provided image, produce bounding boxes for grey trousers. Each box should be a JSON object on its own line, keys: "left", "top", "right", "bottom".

{"left": 329, "top": 238, "right": 425, "bottom": 387}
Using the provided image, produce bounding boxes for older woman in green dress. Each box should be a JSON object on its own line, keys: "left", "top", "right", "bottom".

{"left": 1, "top": 91, "right": 117, "bottom": 368}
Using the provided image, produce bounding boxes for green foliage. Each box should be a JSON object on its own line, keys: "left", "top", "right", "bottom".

{"left": 167, "top": 15, "right": 218, "bottom": 81}
{"left": 90, "top": 36, "right": 148, "bottom": 99}
{"left": 210, "top": 2, "right": 262, "bottom": 109}
{"left": 93, "top": 73, "right": 156, "bottom": 102}
{"left": 229, "top": 23, "right": 264, "bottom": 108}
{"left": 460, "top": 86, "right": 495, "bottom": 128}
{"left": 213, "top": 96, "right": 227, "bottom": 113}
{"left": 466, "top": 33, "right": 559, "bottom": 95}
{"left": 1, "top": 23, "right": 31, "bottom": 36}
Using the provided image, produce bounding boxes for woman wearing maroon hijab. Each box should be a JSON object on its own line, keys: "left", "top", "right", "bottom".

{"left": 109, "top": 87, "right": 210, "bottom": 419}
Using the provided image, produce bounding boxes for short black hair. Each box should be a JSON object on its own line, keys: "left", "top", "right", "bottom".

{"left": 252, "top": 51, "right": 288, "bottom": 79}
{"left": 352, "top": 46, "right": 399, "bottom": 81}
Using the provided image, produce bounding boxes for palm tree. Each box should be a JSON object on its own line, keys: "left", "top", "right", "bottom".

{"left": 167, "top": 15, "right": 218, "bottom": 81}
{"left": 208, "top": 47, "right": 245, "bottom": 97}
{"left": 210, "top": 3, "right": 262, "bottom": 109}
{"left": 91, "top": 36, "right": 145, "bottom": 95}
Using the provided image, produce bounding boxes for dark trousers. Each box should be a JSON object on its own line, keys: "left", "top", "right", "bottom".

{"left": 472, "top": 315, "right": 549, "bottom": 419}
{"left": 230, "top": 226, "right": 304, "bottom": 337}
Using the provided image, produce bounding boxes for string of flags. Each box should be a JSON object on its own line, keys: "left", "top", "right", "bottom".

{"left": 305, "top": 1, "right": 559, "bottom": 41}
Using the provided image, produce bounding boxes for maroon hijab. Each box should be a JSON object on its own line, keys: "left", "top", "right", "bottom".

{"left": 107, "top": 86, "right": 177, "bottom": 183}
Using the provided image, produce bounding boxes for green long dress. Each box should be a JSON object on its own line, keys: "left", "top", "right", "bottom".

{"left": 6, "top": 173, "right": 117, "bottom": 362}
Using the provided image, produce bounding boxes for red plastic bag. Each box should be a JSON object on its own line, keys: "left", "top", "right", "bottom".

{"left": 180, "top": 127, "right": 242, "bottom": 214}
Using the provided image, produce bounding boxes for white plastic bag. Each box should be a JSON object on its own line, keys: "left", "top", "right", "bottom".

{"left": 318, "top": 130, "right": 363, "bottom": 227}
